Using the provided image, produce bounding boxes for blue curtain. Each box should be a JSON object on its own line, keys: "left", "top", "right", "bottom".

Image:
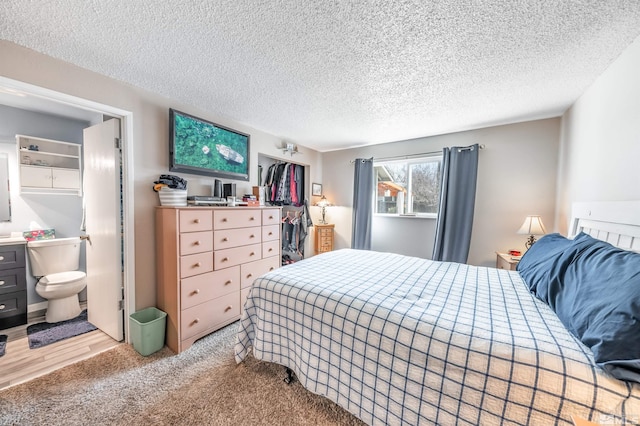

{"left": 432, "top": 144, "right": 479, "bottom": 263}
{"left": 352, "top": 158, "right": 374, "bottom": 250}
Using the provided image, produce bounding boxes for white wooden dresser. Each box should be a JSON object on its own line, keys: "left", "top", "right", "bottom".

{"left": 155, "top": 206, "right": 281, "bottom": 353}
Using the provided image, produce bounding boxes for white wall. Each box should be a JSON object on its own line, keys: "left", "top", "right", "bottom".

{"left": 0, "top": 41, "right": 323, "bottom": 310}
{"left": 321, "top": 118, "right": 560, "bottom": 266}
{"left": 556, "top": 34, "right": 640, "bottom": 233}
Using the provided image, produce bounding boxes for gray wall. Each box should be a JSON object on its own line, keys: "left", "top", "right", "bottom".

{"left": 0, "top": 104, "right": 89, "bottom": 304}
{"left": 322, "top": 118, "right": 561, "bottom": 267}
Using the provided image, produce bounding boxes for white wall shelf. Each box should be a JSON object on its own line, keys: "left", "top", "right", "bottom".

{"left": 16, "top": 134, "right": 82, "bottom": 196}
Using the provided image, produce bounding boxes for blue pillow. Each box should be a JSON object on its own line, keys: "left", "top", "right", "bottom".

{"left": 543, "top": 232, "right": 640, "bottom": 382}
{"left": 516, "top": 233, "right": 573, "bottom": 297}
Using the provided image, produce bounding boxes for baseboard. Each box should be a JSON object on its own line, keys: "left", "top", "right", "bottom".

{"left": 27, "top": 302, "right": 48, "bottom": 319}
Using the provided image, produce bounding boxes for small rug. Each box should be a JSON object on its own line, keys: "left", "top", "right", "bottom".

{"left": 27, "top": 310, "right": 97, "bottom": 349}
{"left": 0, "top": 334, "right": 6, "bottom": 357}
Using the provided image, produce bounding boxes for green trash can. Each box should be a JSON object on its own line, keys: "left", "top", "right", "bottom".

{"left": 129, "top": 307, "right": 167, "bottom": 356}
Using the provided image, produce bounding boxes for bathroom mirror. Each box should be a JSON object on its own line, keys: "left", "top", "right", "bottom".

{"left": 0, "top": 153, "right": 11, "bottom": 222}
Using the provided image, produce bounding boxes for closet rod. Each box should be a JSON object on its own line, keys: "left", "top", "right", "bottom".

{"left": 350, "top": 144, "right": 484, "bottom": 164}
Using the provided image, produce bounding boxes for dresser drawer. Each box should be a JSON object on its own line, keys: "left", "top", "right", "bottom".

{"left": 181, "top": 266, "right": 240, "bottom": 310}
{"left": 240, "top": 256, "right": 280, "bottom": 289}
{"left": 180, "top": 292, "right": 239, "bottom": 339}
{"left": 0, "top": 245, "right": 26, "bottom": 271}
{"left": 262, "top": 209, "right": 280, "bottom": 226}
{"left": 180, "top": 231, "right": 214, "bottom": 256}
{"left": 180, "top": 252, "right": 214, "bottom": 278}
{"left": 318, "top": 228, "right": 333, "bottom": 237}
{"left": 0, "top": 290, "right": 27, "bottom": 329}
{"left": 262, "top": 225, "right": 279, "bottom": 242}
{"left": 214, "top": 227, "right": 261, "bottom": 250}
{"left": 0, "top": 267, "right": 26, "bottom": 295}
{"left": 262, "top": 240, "right": 279, "bottom": 258}
{"left": 241, "top": 286, "right": 251, "bottom": 306}
{"left": 180, "top": 210, "right": 212, "bottom": 233}
{"left": 214, "top": 243, "right": 261, "bottom": 270}
{"left": 214, "top": 210, "right": 261, "bottom": 230}
{"left": 319, "top": 237, "right": 332, "bottom": 247}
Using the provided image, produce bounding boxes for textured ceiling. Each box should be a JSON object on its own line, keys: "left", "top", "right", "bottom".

{"left": 2, "top": 1, "right": 640, "bottom": 152}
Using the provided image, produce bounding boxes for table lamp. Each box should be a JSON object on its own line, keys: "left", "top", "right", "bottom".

{"left": 517, "top": 215, "right": 547, "bottom": 249}
{"left": 314, "top": 195, "right": 332, "bottom": 224}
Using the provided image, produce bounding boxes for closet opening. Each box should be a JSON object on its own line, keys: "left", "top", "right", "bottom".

{"left": 257, "top": 154, "right": 313, "bottom": 266}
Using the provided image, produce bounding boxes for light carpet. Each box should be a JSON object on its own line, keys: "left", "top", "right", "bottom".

{"left": 0, "top": 322, "right": 364, "bottom": 425}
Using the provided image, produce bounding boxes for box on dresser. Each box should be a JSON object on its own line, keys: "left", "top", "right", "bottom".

{"left": 155, "top": 206, "right": 281, "bottom": 353}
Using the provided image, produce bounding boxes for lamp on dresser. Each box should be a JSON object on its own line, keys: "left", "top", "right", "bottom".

{"left": 314, "top": 195, "right": 333, "bottom": 224}
{"left": 517, "top": 215, "right": 547, "bottom": 249}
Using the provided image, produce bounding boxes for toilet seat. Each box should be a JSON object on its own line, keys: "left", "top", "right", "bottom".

{"left": 39, "top": 271, "right": 87, "bottom": 286}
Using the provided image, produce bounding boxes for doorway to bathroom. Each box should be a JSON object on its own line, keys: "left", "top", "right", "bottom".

{"left": 0, "top": 76, "right": 135, "bottom": 343}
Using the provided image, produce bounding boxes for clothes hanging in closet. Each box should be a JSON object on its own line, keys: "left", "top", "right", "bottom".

{"left": 263, "top": 162, "right": 304, "bottom": 206}
{"left": 281, "top": 200, "right": 313, "bottom": 264}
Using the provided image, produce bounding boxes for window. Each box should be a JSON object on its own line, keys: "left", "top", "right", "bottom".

{"left": 374, "top": 155, "right": 443, "bottom": 217}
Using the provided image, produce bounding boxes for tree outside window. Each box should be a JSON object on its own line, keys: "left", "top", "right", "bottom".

{"left": 374, "top": 156, "right": 442, "bottom": 216}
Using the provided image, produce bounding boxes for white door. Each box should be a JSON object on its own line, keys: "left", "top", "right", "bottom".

{"left": 83, "top": 119, "right": 124, "bottom": 341}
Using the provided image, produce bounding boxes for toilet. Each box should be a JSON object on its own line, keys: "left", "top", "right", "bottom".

{"left": 27, "top": 237, "right": 87, "bottom": 323}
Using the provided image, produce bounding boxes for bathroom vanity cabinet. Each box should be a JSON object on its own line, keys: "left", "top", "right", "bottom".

{"left": 16, "top": 134, "right": 82, "bottom": 196}
{"left": 155, "top": 206, "right": 282, "bottom": 353}
{"left": 0, "top": 242, "right": 27, "bottom": 330}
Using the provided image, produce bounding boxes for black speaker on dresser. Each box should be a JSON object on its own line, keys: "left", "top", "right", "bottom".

{"left": 223, "top": 183, "right": 236, "bottom": 199}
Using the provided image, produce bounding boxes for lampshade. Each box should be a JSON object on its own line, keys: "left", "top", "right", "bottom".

{"left": 517, "top": 215, "right": 547, "bottom": 236}
{"left": 517, "top": 215, "right": 547, "bottom": 249}
{"left": 315, "top": 195, "right": 332, "bottom": 208}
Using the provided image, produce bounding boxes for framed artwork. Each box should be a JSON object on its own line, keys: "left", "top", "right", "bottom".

{"left": 312, "top": 183, "right": 322, "bottom": 196}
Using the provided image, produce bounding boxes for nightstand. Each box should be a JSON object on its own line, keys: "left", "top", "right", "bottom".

{"left": 314, "top": 224, "right": 335, "bottom": 255}
{"left": 496, "top": 252, "right": 520, "bottom": 271}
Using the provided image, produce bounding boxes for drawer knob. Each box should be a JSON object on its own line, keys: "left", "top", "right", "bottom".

{"left": 222, "top": 218, "right": 228, "bottom": 222}
{"left": 194, "top": 262, "right": 201, "bottom": 267}
{"left": 192, "top": 318, "right": 199, "bottom": 325}
{"left": 222, "top": 237, "right": 228, "bottom": 242}
{"left": 191, "top": 289, "right": 200, "bottom": 295}
{"left": 0, "top": 304, "right": 5, "bottom": 310}
{"left": 225, "top": 305, "right": 233, "bottom": 312}
{"left": 268, "top": 248, "right": 273, "bottom": 252}
{"left": 194, "top": 241, "right": 200, "bottom": 246}
{"left": 246, "top": 273, "right": 253, "bottom": 278}
{"left": 224, "top": 280, "right": 232, "bottom": 286}
{"left": 250, "top": 252, "right": 255, "bottom": 256}
{"left": 222, "top": 257, "right": 228, "bottom": 262}
{"left": 194, "top": 219, "right": 200, "bottom": 224}
{"left": 250, "top": 217, "right": 255, "bottom": 221}
{"left": 269, "top": 215, "right": 274, "bottom": 219}
{"left": 250, "top": 234, "right": 255, "bottom": 238}
{"left": 269, "top": 267, "right": 274, "bottom": 271}
{"left": 268, "top": 232, "right": 273, "bottom": 236}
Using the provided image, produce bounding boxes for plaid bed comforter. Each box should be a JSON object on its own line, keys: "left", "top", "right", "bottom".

{"left": 235, "top": 249, "right": 640, "bottom": 425}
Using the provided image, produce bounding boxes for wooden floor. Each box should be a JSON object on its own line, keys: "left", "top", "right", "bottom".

{"left": 0, "top": 307, "right": 120, "bottom": 391}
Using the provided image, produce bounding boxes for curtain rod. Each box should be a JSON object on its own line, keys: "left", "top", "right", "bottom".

{"left": 350, "top": 144, "right": 484, "bottom": 164}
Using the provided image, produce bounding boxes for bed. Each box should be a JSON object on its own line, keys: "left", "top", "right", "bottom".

{"left": 235, "top": 201, "right": 640, "bottom": 425}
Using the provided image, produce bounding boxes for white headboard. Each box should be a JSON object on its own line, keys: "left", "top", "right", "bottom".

{"left": 571, "top": 201, "right": 640, "bottom": 252}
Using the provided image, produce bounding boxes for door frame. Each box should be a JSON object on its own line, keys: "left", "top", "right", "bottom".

{"left": 0, "top": 76, "right": 135, "bottom": 343}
